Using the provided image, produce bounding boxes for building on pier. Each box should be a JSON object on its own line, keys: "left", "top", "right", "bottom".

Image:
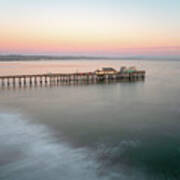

{"left": 95, "top": 67, "right": 117, "bottom": 75}
{"left": 120, "top": 66, "right": 137, "bottom": 73}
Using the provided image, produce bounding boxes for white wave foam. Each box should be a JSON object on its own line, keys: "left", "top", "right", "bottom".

{"left": 0, "top": 113, "right": 107, "bottom": 180}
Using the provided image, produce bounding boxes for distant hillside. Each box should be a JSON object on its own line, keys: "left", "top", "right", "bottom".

{"left": 0, "top": 55, "right": 179, "bottom": 61}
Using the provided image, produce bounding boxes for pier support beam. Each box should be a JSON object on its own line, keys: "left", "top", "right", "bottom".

{"left": 29, "top": 77, "right": 32, "bottom": 86}
{"left": 34, "top": 77, "right": 37, "bottom": 85}
{"left": 23, "top": 77, "right": 26, "bottom": 86}
{"left": 7, "top": 78, "right": 10, "bottom": 87}
{"left": 13, "top": 77, "right": 16, "bottom": 86}
{"left": 45, "top": 76, "right": 48, "bottom": 84}
{"left": 40, "top": 76, "right": 43, "bottom": 85}
{"left": 1, "top": 78, "right": 5, "bottom": 86}
{"left": 18, "top": 78, "right": 22, "bottom": 86}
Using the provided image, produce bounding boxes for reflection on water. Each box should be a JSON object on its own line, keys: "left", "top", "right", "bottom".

{"left": 0, "top": 60, "right": 180, "bottom": 180}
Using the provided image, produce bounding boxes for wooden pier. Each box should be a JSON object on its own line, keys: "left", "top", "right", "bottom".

{"left": 0, "top": 71, "right": 145, "bottom": 88}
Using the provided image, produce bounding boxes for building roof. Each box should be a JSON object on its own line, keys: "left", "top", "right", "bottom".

{"left": 102, "top": 67, "right": 116, "bottom": 72}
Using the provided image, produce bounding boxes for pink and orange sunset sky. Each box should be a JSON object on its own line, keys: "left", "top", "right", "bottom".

{"left": 0, "top": 0, "right": 180, "bottom": 56}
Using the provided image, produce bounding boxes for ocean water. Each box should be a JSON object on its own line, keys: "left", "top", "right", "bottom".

{"left": 0, "top": 60, "right": 180, "bottom": 180}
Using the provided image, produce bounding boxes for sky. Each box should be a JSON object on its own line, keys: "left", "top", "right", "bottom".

{"left": 0, "top": 0, "right": 180, "bottom": 56}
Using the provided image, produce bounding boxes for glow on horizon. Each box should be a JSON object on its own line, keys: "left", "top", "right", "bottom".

{"left": 0, "top": 0, "right": 180, "bottom": 56}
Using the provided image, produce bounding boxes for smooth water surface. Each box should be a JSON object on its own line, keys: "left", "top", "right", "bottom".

{"left": 0, "top": 60, "right": 180, "bottom": 180}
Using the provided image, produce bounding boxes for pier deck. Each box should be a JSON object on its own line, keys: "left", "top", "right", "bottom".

{"left": 0, "top": 71, "right": 145, "bottom": 87}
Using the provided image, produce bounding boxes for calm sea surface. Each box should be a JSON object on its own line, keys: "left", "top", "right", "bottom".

{"left": 0, "top": 60, "right": 180, "bottom": 180}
